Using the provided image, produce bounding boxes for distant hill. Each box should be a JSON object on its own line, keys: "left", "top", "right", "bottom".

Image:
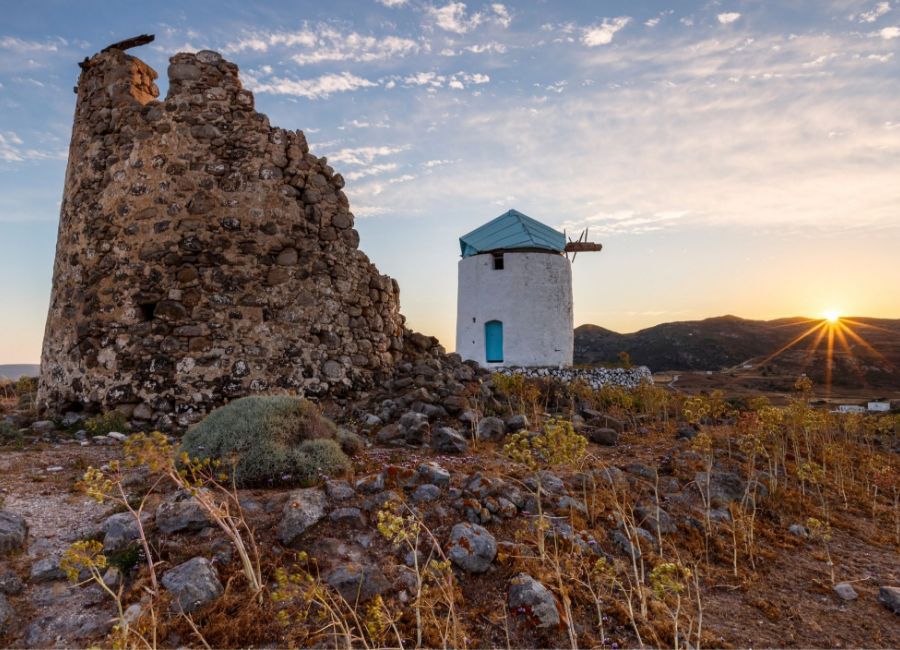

{"left": 0, "top": 364, "right": 40, "bottom": 381}
{"left": 575, "top": 316, "right": 900, "bottom": 389}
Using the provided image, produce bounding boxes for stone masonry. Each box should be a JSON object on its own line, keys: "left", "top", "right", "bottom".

{"left": 38, "top": 45, "right": 404, "bottom": 427}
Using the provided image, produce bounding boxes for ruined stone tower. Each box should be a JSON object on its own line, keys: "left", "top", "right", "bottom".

{"left": 38, "top": 42, "right": 404, "bottom": 427}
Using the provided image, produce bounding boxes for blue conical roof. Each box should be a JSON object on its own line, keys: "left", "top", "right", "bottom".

{"left": 459, "top": 209, "right": 566, "bottom": 257}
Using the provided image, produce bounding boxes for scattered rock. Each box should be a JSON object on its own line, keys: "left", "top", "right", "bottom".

{"left": 0, "top": 511, "right": 27, "bottom": 555}
{"left": 412, "top": 484, "right": 441, "bottom": 502}
{"left": 102, "top": 511, "right": 152, "bottom": 553}
{"left": 477, "top": 417, "right": 506, "bottom": 441}
{"left": 326, "top": 564, "right": 390, "bottom": 603}
{"left": 31, "top": 420, "right": 56, "bottom": 434}
{"left": 0, "top": 593, "right": 12, "bottom": 635}
{"left": 505, "top": 414, "right": 530, "bottom": 433}
{"left": 0, "top": 570, "right": 24, "bottom": 595}
{"left": 156, "top": 492, "right": 209, "bottom": 534}
{"left": 161, "top": 557, "right": 223, "bottom": 613}
{"left": 418, "top": 462, "right": 451, "bottom": 487}
{"left": 788, "top": 523, "right": 809, "bottom": 538}
{"left": 833, "top": 582, "right": 858, "bottom": 601}
{"left": 508, "top": 573, "right": 560, "bottom": 628}
{"left": 107, "top": 431, "right": 127, "bottom": 441}
{"left": 879, "top": 586, "right": 900, "bottom": 614}
{"left": 634, "top": 504, "right": 677, "bottom": 535}
{"left": 447, "top": 522, "right": 497, "bottom": 573}
{"left": 431, "top": 427, "right": 469, "bottom": 454}
{"left": 30, "top": 556, "right": 65, "bottom": 582}
{"left": 676, "top": 424, "right": 698, "bottom": 440}
{"left": 329, "top": 507, "right": 366, "bottom": 527}
{"left": 325, "top": 479, "right": 355, "bottom": 501}
{"left": 356, "top": 473, "right": 386, "bottom": 493}
{"left": 277, "top": 488, "right": 327, "bottom": 547}
{"left": 586, "top": 427, "right": 619, "bottom": 446}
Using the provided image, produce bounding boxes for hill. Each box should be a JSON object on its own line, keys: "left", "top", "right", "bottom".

{"left": 0, "top": 364, "right": 40, "bottom": 381}
{"left": 575, "top": 315, "right": 900, "bottom": 389}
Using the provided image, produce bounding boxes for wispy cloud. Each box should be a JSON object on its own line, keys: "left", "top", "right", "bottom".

{"left": 857, "top": 2, "right": 891, "bottom": 23}
{"left": 0, "top": 131, "right": 66, "bottom": 163}
{"left": 0, "top": 36, "right": 63, "bottom": 53}
{"left": 327, "top": 145, "right": 410, "bottom": 166}
{"left": 225, "top": 25, "right": 419, "bottom": 65}
{"left": 582, "top": 17, "right": 631, "bottom": 47}
{"left": 879, "top": 25, "right": 900, "bottom": 38}
{"left": 377, "top": 0, "right": 407, "bottom": 6}
{"left": 245, "top": 71, "right": 378, "bottom": 99}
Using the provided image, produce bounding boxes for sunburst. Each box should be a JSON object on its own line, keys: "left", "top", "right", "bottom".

{"left": 752, "top": 313, "right": 891, "bottom": 395}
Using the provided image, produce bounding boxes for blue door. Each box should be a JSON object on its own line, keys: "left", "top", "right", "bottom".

{"left": 485, "top": 320, "right": 503, "bottom": 363}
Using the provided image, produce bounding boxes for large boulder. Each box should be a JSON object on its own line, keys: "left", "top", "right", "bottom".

{"left": 447, "top": 522, "right": 497, "bottom": 573}
{"left": 508, "top": 573, "right": 560, "bottom": 628}
{"left": 277, "top": 488, "right": 327, "bottom": 547}
{"left": 161, "top": 557, "right": 223, "bottom": 613}
{"left": 0, "top": 511, "right": 27, "bottom": 555}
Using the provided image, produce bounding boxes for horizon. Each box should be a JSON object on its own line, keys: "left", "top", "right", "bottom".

{"left": 2, "top": 0, "right": 899, "bottom": 364}
{"left": 3, "top": 312, "right": 898, "bottom": 365}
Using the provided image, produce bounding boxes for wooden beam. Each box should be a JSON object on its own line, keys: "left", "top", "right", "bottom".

{"left": 564, "top": 241, "right": 603, "bottom": 253}
{"left": 101, "top": 34, "right": 155, "bottom": 53}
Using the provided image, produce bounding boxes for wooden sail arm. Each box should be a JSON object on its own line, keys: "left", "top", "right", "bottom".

{"left": 564, "top": 241, "right": 603, "bottom": 253}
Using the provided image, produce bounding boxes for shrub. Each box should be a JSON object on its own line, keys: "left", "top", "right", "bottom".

{"left": 85, "top": 411, "right": 128, "bottom": 436}
{"left": 180, "top": 395, "right": 353, "bottom": 486}
{"left": 0, "top": 419, "right": 22, "bottom": 446}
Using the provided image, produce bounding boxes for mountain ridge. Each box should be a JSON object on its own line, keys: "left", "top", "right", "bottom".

{"left": 575, "top": 315, "right": 900, "bottom": 389}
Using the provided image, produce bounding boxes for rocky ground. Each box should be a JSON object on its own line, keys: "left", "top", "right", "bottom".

{"left": 1, "top": 410, "right": 899, "bottom": 647}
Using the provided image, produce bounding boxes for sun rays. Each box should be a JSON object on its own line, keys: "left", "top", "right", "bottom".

{"left": 753, "top": 314, "right": 891, "bottom": 394}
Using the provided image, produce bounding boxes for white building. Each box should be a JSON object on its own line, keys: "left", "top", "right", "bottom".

{"left": 836, "top": 404, "right": 866, "bottom": 414}
{"left": 868, "top": 401, "right": 891, "bottom": 412}
{"left": 455, "top": 209, "right": 600, "bottom": 368}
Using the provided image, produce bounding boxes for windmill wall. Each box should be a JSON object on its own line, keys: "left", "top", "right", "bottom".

{"left": 37, "top": 47, "right": 404, "bottom": 428}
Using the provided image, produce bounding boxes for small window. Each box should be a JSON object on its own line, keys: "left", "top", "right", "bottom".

{"left": 492, "top": 252, "right": 504, "bottom": 270}
{"left": 138, "top": 302, "right": 157, "bottom": 321}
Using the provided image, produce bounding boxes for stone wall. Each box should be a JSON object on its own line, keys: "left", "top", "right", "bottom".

{"left": 38, "top": 47, "right": 404, "bottom": 428}
{"left": 494, "top": 366, "right": 653, "bottom": 390}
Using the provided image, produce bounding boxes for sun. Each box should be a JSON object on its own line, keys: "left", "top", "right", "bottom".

{"left": 822, "top": 309, "right": 841, "bottom": 323}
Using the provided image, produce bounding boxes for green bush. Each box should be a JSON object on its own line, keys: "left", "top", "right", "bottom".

{"left": 180, "top": 395, "right": 355, "bottom": 486}
{"left": 0, "top": 419, "right": 22, "bottom": 446}
{"left": 85, "top": 411, "right": 128, "bottom": 436}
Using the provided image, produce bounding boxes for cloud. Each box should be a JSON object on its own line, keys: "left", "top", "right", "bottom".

{"left": 465, "top": 42, "right": 507, "bottom": 54}
{"left": 245, "top": 72, "right": 378, "bottom": 99}
{"left": 377, "top": 0, "right": 407, "bottom": 6}
{"left": 491, "top": 3, "right": 511, "bottom": 28}
{"left": 582, "top": 17, "right": 631, "bottom": 47}
{"left": 225, "top": 26, "right": 418, "bottom": 65}
{"left": 0, "top": 36, "right": 62, "bottom": 53}
{"left": 858, "top": 2, "right": 891, "bottom": 23}
{"left": 879, "top": 25, "right": 900, "bottom": 38}
{"left": 398, "top": 70, "right": 489, "bottom": 89}
{"left": 428, "top": 2, "right": 483, "bottom": 34}
{"left": 717, "top": 12, "right": 742, "bottom": 25}
{"left": 0, "top": 131, "right": 66, "bottom": 163}
{"left": 344, "top": 163, "right": 399, "bottom": 180}
{"left": 327, "top": 145, "right": 409, "bottom": 166}
{"left": 645, "top": 18, "right": 661, "bottom": 27}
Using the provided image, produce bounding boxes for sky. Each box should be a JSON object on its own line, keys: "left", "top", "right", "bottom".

{"left": 1, "top": 0, "right": 899, "bottom": 364}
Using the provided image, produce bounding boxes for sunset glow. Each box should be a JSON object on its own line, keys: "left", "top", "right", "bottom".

{"left": 823, "top": 310, "right": 841, "bottom": 323}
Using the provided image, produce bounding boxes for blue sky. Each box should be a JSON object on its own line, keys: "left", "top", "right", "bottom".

{"left": 1, "top": 0, "right": 899, "bottom": 363}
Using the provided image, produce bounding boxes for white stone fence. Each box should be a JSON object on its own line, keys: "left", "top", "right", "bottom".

{"left": 494, "top": 365, "right": 653, "bottom": 390}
